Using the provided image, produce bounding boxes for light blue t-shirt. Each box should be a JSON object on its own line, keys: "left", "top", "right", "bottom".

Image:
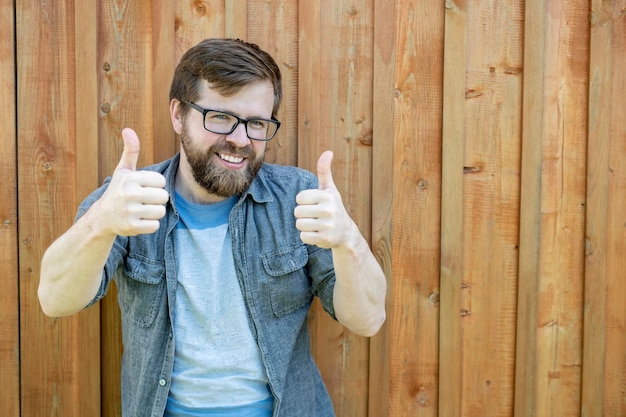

{"left": 165, "top": 192, "right": 272, "bottom": 417}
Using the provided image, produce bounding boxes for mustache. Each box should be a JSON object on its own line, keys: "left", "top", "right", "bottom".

{"left": 210, "top": 142, "right": 256, "bottom": 159}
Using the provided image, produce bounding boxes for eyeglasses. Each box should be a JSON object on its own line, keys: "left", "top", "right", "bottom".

{"left": 182, "top": 101, "right": 281, "bottom": 141}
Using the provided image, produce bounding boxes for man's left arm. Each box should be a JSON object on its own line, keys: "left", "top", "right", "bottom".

{"left": 294, "top": 151, "right": 387, "bottom": 337}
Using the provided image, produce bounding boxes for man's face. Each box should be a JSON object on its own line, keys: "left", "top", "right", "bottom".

{"left": 175, "top": 81, "right": 274, "bottom": 199}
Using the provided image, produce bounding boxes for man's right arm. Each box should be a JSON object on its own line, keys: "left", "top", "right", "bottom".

{"left": 38, "top": 205, "right": 120, "bottom": 317}
{"left": 38, "top": 128, "right": 169, "bottom": 317}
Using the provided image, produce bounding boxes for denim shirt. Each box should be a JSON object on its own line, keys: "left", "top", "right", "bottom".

{"left": 78, "top": 154, "right": 337, "bottom": 417}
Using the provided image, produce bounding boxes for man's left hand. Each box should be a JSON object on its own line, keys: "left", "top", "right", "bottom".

{"left": 294, "top": 151, "right": 355, "bottom": 248}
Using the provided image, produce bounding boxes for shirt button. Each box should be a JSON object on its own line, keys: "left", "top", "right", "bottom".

{"left": 159, "top": 379, "right": 167, "bottom": 387}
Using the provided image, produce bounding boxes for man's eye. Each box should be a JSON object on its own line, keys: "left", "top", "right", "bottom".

{"left": 249, "top": 120, "right": 268, "bottom": 129}
{"left": 208, "top": 113, "right": 233, "bottom": 122}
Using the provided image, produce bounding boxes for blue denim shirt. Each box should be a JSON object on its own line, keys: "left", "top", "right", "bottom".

{"left": 79, "top": 154, "right": 337, "bottom": 417}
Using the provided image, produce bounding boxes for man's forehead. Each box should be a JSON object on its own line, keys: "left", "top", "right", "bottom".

{"left": 198, "top": 80, "right": 275, "bottom": 115}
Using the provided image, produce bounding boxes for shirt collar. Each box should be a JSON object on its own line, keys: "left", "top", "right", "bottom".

{"left": 163, "top": 153, "right": 180, "bottom": 197}
{"left": 239, "top": 165, "right": 274, "bottom": 204}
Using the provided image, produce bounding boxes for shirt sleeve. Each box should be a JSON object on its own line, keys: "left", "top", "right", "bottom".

{"left": 307, "top": 244, "right": 337, "bottom": 321}
{"left": 300, "top": 169, "right": 337, "bottom": 320}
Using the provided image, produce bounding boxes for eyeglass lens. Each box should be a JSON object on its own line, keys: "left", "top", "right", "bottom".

{"left": 204, "top": 111, "right": 278, "bottom": 140}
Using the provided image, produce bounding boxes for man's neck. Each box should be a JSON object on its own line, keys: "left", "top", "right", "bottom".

{"left": 174, "top": 166, "right": 227, "bottom": 205}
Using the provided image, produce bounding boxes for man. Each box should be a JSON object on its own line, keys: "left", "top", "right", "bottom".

{"left": 38, "top": 38, "right": 386, "bottom": 417}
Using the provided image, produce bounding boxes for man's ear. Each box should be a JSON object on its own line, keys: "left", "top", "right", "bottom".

{"left": 170, "top": 99, "right": 184, "bottom": 134}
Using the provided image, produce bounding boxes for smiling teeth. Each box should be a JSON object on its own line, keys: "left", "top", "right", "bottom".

{"left": 220, "top": 154, "right": 244, "bottom": 163}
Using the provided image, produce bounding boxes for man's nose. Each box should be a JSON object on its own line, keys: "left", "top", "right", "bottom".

{"left": 226, "top": 122, "right": 251, "bottom": 147}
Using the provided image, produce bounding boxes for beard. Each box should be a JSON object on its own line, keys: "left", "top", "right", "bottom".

{"left": 180, "top": 129, "right": 264, "bottom": 198}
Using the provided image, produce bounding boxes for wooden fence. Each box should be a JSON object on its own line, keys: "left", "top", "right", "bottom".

{"left": 1, "top": 0, "right": 625, "bottom": 416}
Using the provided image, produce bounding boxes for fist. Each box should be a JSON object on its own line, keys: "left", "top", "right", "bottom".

{"left": 294, "top": 151, "right": 353, "bottom": 248}
{"left": 98, "top": 128, "right": 169, "bottom": 236}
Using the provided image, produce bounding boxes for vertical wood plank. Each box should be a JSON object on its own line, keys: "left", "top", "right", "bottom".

{"left": 98, "top": 2, "right": 156, "bottom": 416}
{"left": 175, "top": 0, "right": 225, "bottom": 59}
{"left": 440, "top": 0, "right": 468, "bottom": 416}
{"left": 386, "top": 1, "right": 445, "bottom": 417}
{"left": 75, "top": 3, "right": 103, "bottom": 416}
{"left": 516, "top": 1, "right": 589, "bottom": 416}
{"left": 581, "top": 3, "right": 610, "bottom": 410}
{"left": 0, "top": 0, "right": 19, "bottom": 414}
{"left": 514, "top": 0, "right": 546, "bottom": 414}
{"left": 17, "top": 0, "right": 101, "bottom": 416}
{"left": 225, "top": 0, "right": 247, "bottom": 40}
{"left": 247, "top": 0, "right": 299, "bottom": 166}
{"left": 457, "top": 1, "right": 523, "bottom": 416}
{"left": 98, "top": 0, "right": 155, "bottom": 171}
{"left": 297, "top": 0, "right": 321, "bottom": 168}
{"left": 75, "top": 0, "right": 99, "bottom": 199}
{"left": 583, "top": 1, "right": 626, "bottom": 416}
{"left": 152, "top": 0, "right": 177, "bottom": 162}
{"left": 368, "top": 0, "right": 396, "bottom": 414}
{"left": 599, "top": 57, "right": 626, "bottom": 414}
{"left": 300, "top": 1, "right": 374, "bottom": 416}
{"left": 534, "top": 3, "right": 588, "bottom": 414}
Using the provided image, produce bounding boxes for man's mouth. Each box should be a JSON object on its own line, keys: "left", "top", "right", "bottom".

{"left": 218, "top": 153, "right": 245, "bottom": 164}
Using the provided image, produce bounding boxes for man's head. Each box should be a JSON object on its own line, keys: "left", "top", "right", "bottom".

{"left": 169, "top": 38, "right": 282, "bottom": 119}
{"left": 168, "top": 39, "right": 283, "bottom": 201}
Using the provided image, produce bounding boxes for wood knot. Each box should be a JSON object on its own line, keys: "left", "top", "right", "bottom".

{"left": 413, "top": 387, "right": 430, "bottom": 407}
{"left": 429, "top": 291, "right": 440, "bottom": 305}
{"left": 194, "top": 1, "right": 207, "bottom": 16}
{"left": 465, "top": 89, "right": 483, "bottom": 99}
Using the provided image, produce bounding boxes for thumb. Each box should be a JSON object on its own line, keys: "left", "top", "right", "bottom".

{"left": 117, "top": 128, "right": 140, "bottom": 172}
{"left": 317, "top": 150, "right": 336, "bottom": 190}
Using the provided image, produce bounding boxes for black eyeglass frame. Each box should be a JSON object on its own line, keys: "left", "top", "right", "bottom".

{"left": 181, "top": 100, "right": 281, "bottom": 141}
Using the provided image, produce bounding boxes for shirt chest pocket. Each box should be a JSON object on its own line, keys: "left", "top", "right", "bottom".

{"left": 117, "top": 254, "right": 166, "bottom": 328}
{"left": 262, "top": 244, "right": 313, "bottom": 317}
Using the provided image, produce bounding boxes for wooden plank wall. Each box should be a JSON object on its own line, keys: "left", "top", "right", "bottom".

{"left": 5, "top": 0, "right": 625, "bottom": 416}
{"left": 1, "top": 0, "right": 19, "bottom": 416}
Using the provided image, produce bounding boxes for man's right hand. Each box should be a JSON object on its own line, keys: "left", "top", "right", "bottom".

{"left": 96, "top": 128, "right": 169, "bottom": 236}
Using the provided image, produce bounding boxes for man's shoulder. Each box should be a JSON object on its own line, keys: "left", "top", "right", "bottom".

{"left": 247, "top": 163, "right": 317, "bottom": 200}
{"left": 139, "top": 155, "right": 177, "bottom": 174}
{"left": 258, "top": 162, "right": 314, "bottom": 181}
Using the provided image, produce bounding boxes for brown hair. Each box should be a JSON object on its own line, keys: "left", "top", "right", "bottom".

{"left": 169, "top": 38, "right": 283, "bottom": 117}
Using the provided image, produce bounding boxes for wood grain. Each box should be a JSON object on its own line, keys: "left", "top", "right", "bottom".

{"left": 152, "top": 0, "right": 178, "bottom": 162}
{"left": 248, "top": 0, "right": 299, "bottom": 166}
{"left": 514, "top": 0, "right": 546, "bottom": 414}
{"left": 175, "top": 0, "right": 225, "bottom": 59}
{"left": 0, "top": 0, "right": 19, "bottom": 414}
{"left": 583, "top": 1, "right": 626, "bottom": 416}
{"left": 17, "top": 1, "right": 100, "bottom": 416}
{"left": 300, "top": 2, "right": 375, "bottom": 416}
{"left": 6, "top": 1, "right": 626, "bottom": 416}
{"left": 516, "top": 1, "right": 589, "bottom": 417}
{"left": 458, "top": 1, "right": 523, "bottom": 416}
{"left": 98, "top": 2, "right": 158, "bottom": 415}
{"left": 384, "top": 2, "right": 446, "bottom": 417}
{"left": 369, "top": 0, "right": 396, "bottom": 414}
{"left": 225, "top": 0, "right": 247, "bottom": 40}
{"left": 440, "top": 0, "right": 467, "bottom": 415}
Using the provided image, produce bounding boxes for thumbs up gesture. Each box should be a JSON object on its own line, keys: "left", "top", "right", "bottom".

{"left": 295, "top": 151, "right": 355, "bottom": 248}
{"left": 95, "top": 128, "right": 169, "bottom": 236}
